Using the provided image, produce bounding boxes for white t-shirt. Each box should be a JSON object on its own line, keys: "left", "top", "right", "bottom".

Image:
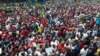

{"left": 92, "top": 30, "right": 97, "bottom": 36}
{"left": 33, "top": 42, "right": 38, "bottom": 48}
{"left": 16, "top": 15, "right": 20, "bottom": 20}
{"left": 6, "top": 24, "right": 10, "bottom": 30}
{"left": 55, "top": 30, "right": 58, "bottom": 37}
{"left": 0, "top": 31, "right": 2, "bottom": 35}
{"left": 0, "top": 48, "right": 2, "bottom": 54}
{"left": 82, "top": 33, "right": 88, "bottom": 40}
{"left": 35, "top": 51, "right": 42, "bottom": 56}
{"left": 80, "top": 48, "right": 88, "bottom": 56}
{"left": 50, "top": 40, "right": 58, "bottom": 46}
{"left": 55, "top": 21, "right": 60, "bottom": 26}
{"left": 45, "top": 47, "right": 53, "bottom": 56}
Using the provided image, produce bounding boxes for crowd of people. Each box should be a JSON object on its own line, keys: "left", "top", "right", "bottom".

{"left": 0, "top": 2, "right": 100, "bottom": 56}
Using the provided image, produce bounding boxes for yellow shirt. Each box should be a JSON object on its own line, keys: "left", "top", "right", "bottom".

{"left": 37, "top": 26, "right": 42, "bottom": 33}
{"left": 96, "top": 48, "right": 100, "bottom": 55}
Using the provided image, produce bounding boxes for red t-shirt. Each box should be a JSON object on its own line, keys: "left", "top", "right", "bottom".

{"left": 10, "top": 25, "right": 15, "bottom": 31}
{"left": 46, "top": 37, "right": 51, "bottom": 43}
{"left": 0, "top": 13, "right": 2, "bottom": 17}
{"left": 58, "top": 43, "right": 65, "bottom": 52}
{"left": 1, "top": 30, "right": 8, "bottom": 37}
{"left": 20, "top": 29, "right": 29, "bottom": 37}
{"left": 37, "top": 38, "right": 44, "bottom": 44}
{"left": 58, "top": 30, "right": 63, "bottom": 37}
{"left": 66, "top": 15, "right": 71, "bottom": 19}
{"left": 78, "top": 40, "right": 84, "bottom": 48}
{"left": 41, "top": 18, "right": 47, "bottom": 27}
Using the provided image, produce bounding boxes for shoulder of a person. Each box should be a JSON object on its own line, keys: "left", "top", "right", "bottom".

{"left": 81, "top": 48, "right": 84, "bottom": 51}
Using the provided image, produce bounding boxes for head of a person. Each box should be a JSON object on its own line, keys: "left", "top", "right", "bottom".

{"left": 84, "top": 45, "right": 88, "bottom": 50}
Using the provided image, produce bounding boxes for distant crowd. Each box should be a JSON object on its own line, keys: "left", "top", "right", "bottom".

{"left": 0, "top": 2, "right": 100, "bottom": 56}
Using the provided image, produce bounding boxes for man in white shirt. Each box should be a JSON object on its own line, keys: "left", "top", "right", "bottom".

{"left": 80, "top": 45, "right": 89, "bottom": 56}
{"left": 50, "top": 40, "right": 58, "bottom": 46}
{"left": 34, "top": 47, "right": 42, "bottom": 56}
{"left": 45, "top": 47, "right": 54, "bottom": 56}
{"left": 0, "top": 47, "right": 2, "bottom": 56}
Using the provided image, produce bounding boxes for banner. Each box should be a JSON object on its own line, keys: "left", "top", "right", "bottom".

{"left": 35, "top": 0, "right": 45, "bottom": 4}
{"left": 39, "top": 0, "right": 45, "bottom": 3}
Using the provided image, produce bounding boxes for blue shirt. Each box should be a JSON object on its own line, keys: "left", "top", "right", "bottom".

{"left": 96, "top": 17, "right": 100, "bottom": 25}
